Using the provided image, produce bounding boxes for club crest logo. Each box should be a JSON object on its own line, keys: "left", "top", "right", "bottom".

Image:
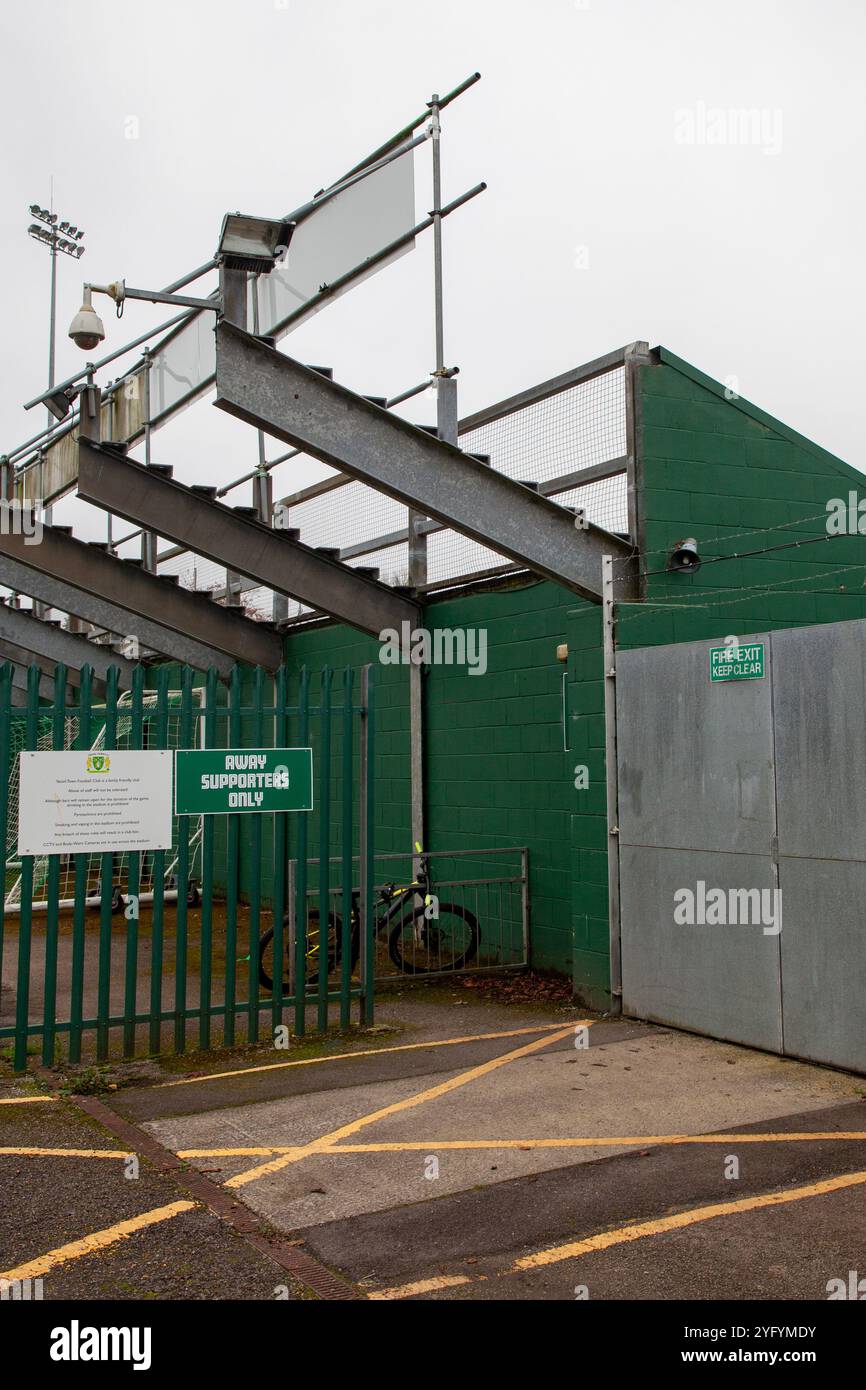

{"left": 86, "top": 754, "right": 110, "bottom": 774}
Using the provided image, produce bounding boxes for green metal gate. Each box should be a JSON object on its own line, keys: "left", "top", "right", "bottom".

{"left": 0, "top": 660, "right": 375, "bottom": 1071}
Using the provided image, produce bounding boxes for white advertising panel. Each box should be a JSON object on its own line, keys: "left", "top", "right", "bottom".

{"left": 17, "top": 750, "right": 174, "bottom": 857}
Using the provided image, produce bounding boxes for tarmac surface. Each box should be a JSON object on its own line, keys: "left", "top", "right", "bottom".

{"left": 3, "top": 987, "right": 866, "bottom": 1302}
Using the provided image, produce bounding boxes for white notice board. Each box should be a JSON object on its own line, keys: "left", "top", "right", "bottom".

{"left": 17, "top": 750, "right": 173, "bottom": 858}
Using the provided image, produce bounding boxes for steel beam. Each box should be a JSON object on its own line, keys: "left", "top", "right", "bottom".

{"left": 0, "top": 522, "right": 282, "bottom": 672}
{"left": 0, "top": 640, "right": 102, "bottom": 703}
{"left": 1, "top": 656, "right": 46, "bottom": 704}
{"left": 0, "top": 606, "right": 136, "bottom": 689}
{"left": 214, "top": 322, "right": 638, "bottom": 602}
{"left": 0, "top": 553, "right": 238, "bottom": 678}
{"left": 76, "top": 441, "right": 422, "bottom": 638}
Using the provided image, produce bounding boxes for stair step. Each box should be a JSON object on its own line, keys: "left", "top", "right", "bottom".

{"left": 362, "top": 395, "right": 388, "bottom": 408}
{"left": 315, "top": 546, "right": 340, "bottom": 559}
{"left": 147, "top": 463, "right": 174, "bottom": 479}
{"left": 354, "top": 566, "right": 380, "bottom": 581}
{"left": 306, "top": 365, "right": 334, "bottom": 379}
{"left": 190, "top": 484, "right": 219, "bottom": 500}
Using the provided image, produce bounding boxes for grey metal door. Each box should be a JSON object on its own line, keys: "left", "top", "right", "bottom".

{"left": 616, "top": 620, "right": 866, "bottom": 1071}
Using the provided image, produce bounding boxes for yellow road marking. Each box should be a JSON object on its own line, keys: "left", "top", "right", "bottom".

{"left": 514, "top": 1168, "right": 866, "bottom": 1270}
{"left": 0, "top": 1147, "right": 132, "bottom": 1160}
{"left": 0, "top": 1200, "right": 197, "bottom": 1282}
{"left": 328, "top": 1131, "right": 866, "bottom": 1152}
{"left": 224, "top": 1021, "right": 585, "bottom": 1188}
{"left": 179, "top": 1131, "right": 866, "bottom": 1159}
{"left": 156, "top": 1023, "right": 578, "bottom": 1088}
{"left": 0, "top": 1095, "right": 56, "bottom": 1105}
{"left": 181, "top": 1147, "right": 305, "bottom": 1158}
{"left": 368, "top": 1168, "right": 866, "bottom": 1298}
{"left": 369, "top": 1274, "right": 478, "bottom": 1300}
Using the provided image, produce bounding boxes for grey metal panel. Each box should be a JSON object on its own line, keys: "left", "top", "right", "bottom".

{"left": 0, "top": 522, "right": 282, "bottom": 671}
{"left": 620, "top": 845, "right": 782, "bottom": 1051}
{"left": 76, "top": 440, "right": 421, "bottom": 640}
{"left": 617, "top": 635, "right": 774, "bottom": 856}
{"left": 0, "top": 553, "right": 235, "bottom": 678}
{"left": 214, "top": 321, "right": 638, "bottom": 603}
{"left": 778, "top": 856, "right": 866, "bottom": 1072}
{"left": 772, "top": 620, "right": 866, "bottom": 861}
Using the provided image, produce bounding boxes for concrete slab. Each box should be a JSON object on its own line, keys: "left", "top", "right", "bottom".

{"left": 298, "top": 1100, "right": 866, "bottom": 1296}
{"left": 141, "top": 1022, "right": 863, "bottom": 1235}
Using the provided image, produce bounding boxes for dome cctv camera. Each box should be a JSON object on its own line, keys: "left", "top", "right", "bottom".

{"left": 68, "top": 287, "right": 105, "bottom": 351}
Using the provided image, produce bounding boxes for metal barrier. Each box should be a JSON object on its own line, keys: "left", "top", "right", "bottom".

{"left": 286, "top": 846, "right": 529, "bottom": 985}
{"left": 0, "top": 660, "right": 375, "bottom": 1070}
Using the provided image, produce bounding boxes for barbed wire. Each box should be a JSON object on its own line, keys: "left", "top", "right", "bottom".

{"left": 610, "top": 503, "right": 846, "bottom": 573}
{"left": 614, "top": 558, "right": 866, "bottom": 630}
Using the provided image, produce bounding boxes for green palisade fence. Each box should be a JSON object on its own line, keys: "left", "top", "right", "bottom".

{"left": 0, "top": 660, "right": 375, "bottom": 1071}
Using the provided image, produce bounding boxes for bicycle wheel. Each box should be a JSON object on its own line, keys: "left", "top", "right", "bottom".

{"left": 387, "top": 901, "right": 480, "bottom": 975}
{"left": 258, "top": 909, "right": 343, "bottom": 992}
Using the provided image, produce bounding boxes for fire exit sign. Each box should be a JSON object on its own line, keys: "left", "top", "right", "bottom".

{"left": 174, "top": 748, "right": 313, "bottom": 815}
{"left": 710, "top": 642, "right": 765, "bottom": 683}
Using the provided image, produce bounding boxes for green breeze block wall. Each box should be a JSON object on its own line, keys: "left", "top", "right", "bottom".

{"left": 280, "top": 579, "right": 576, "bottom": 971}
{"left": 569, "top": 350, "right": 866, "bottom": 1010}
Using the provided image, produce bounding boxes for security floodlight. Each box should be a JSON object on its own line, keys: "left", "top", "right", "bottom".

{"left": 667, "top": 538, "right": 701, "bottom": 573}
{"left": 44, "top": 385, "right": 80, "bottom": 421}
{"left": 216, "top": 213, "right": 295, "bottom": 273}
{"left": 68, "top": 286, "right": 105, "bottom": 350}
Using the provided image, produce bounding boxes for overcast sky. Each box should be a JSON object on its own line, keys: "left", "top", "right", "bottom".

{"left": 1, "top": 0, "right": 864, "bottom": 550}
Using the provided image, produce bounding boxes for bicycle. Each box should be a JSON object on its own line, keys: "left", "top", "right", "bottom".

{"left": 258, "top": 851, "right": 480, "bottom": 991}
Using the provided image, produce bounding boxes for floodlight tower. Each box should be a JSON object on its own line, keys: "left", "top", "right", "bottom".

{"left": 27, "top": 200, "right": 86, "bottom": 435}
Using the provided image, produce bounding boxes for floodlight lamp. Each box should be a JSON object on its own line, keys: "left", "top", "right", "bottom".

{"left": 44, "top": 385, "right": 80, "bottom": 422}
{"left": 216, "top": 213, "right": 295, "bottom": 273}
